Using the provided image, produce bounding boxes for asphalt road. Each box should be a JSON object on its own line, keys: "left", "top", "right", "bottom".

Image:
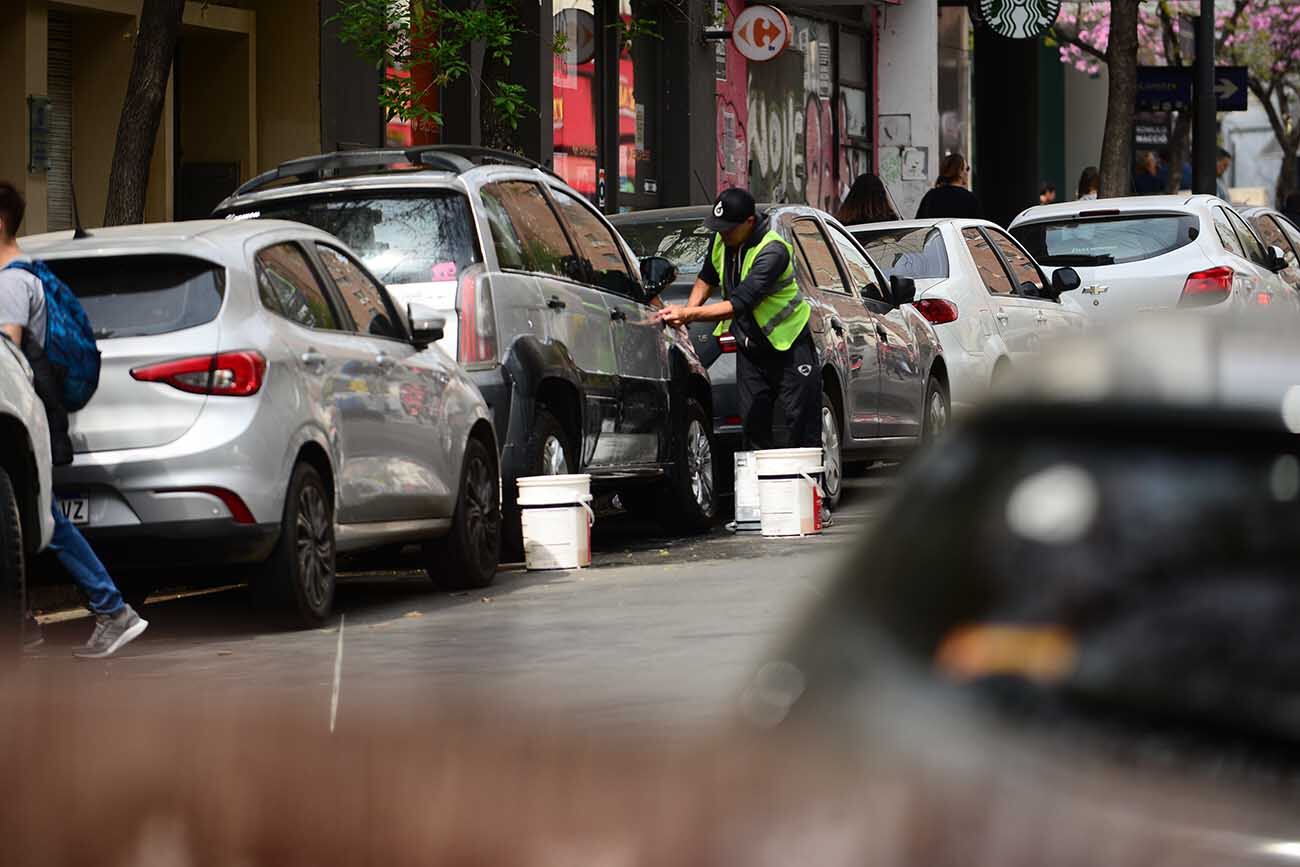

{"left": 21, "top": 467, "right": 897, "bottom": 728}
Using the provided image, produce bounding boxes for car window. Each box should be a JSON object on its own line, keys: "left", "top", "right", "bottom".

{"left": 791, "top": 220, "right": 847, "bottom": 294}
{"left": 480, "top": 181, "right": 576, "bottom": 279}
{"left": 962, "top": 228, "right": 1015, "bottom": 296}
{"left": 1213, "top": 207, "right": 1246, "bottom": 257}
{"left": 987, "top": 228, "right": 1049, "bottom": 299}
{"left": 316, "top": 244, "right": 404, "bottom": 339}
{"left": 827, "top": 223, "right": 887, "bottom": 303}
{"left": 1253, "top": 216, "right": 1299, "bottom": 271}
{"left": 1011, "top": 213, "right": 1199, "bottom": 266}
{"left": 1274, "top": 215, "right": 1300, "bottom": 268}
{"left": 255, "top": 243, "right": 341, "bottom": 331}
{"left": 551, "top": 188, "right": 639, "bottom": 298}
{"left": 1225, "top": 208, "right": 1269, "bottom": 267}
{"left": 614, "top": 218, "right": 712, "bottom": 274}
{"left": 46, "top": 254, "right": 224, "bottom": 340}
{"left": 856, "top": 226, "right": 950, "bottom": 280}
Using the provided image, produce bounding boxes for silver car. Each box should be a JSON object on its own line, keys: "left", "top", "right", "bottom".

{"left": 22, "top": 219, "right": 500, "bottom": 626}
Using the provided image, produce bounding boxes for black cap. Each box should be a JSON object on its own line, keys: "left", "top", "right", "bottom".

{"left": 704, "top": 188, "right": 757, "bottom": 232}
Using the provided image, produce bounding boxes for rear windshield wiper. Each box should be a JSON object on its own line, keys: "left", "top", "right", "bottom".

{"left": 1043, "top": 253, "right": 1115, "bottom": 266}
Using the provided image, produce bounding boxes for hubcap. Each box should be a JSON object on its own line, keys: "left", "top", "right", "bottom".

{"left": 821, "top": 405, "right": 842, "bottom": 499}
{"left": 463, "top": 454, "right": 500, "bottom": 571}
{"left": 542, "top": 435, "right": 568, "bottom": 475}
{"left": 686, "top": 419, "right": 714, "bottom": 515}
{"left": 927, "top": 389, "right": 949, "bottom": 438}
{"left": 295, "top": 484, "right": 333, "bottom": 611}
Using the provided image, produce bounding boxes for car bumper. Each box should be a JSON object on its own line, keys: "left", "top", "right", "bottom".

{"left": 71, "top": 519, "right": 280, "bottom": 570}
{"left": 468, "top": 367, "right": 519, "bottom": 477}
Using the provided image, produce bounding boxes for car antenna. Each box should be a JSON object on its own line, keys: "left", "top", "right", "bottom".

{"left": 71, "top": 183, "right": 91, "bottom": 240}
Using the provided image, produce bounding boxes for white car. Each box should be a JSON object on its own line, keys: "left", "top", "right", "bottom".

{"left": 851, "top": 219, "right": 1085, "bottom": 417}
{"left": 0, "top": 334, "right": 54, "bottom": 639}
{"left": 1009, "top": 195, "right": 1298, "bottom": 321}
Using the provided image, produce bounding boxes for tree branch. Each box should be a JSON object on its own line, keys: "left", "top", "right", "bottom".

{"left": 1050, "top": 27, "right": 1108, "bottom": 63}
{"left": 1217, "top": 0, "right": 1249, "bottom": 54}
{"left": 1251, "top": 78, "right": 1290, "bottom": 150}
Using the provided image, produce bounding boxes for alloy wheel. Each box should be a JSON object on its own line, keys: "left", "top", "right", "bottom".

{"left": 542, "top": 435, "right": 568, "bottom": 475}
{"left": 295, "top": 484, "right": 333, "bottom": 612}
{"left": 927, "top": 388, "right": 949, "bottom": 438}
{"left": 821, "top": 405, "right": 842, "bottom": 499}
{"left": 686, "top": 418, "right": 714, "bottom": 514}
{"left": 464, "top": 453, "right": 501, "bottom": 571}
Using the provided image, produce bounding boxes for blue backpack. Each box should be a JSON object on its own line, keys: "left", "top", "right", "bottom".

{"left": 3, "top": 260, "right": 101, "bottom": 412}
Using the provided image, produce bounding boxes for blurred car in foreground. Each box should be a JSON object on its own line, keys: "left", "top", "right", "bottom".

{"left": 852, "top": 218, "right": 1084, "bottom": 417}
{"left": 22, "top": 220, "right": 499, "bottom": 626}
{"left": 613, "top": 205, "right": 946, "bottom": 506}
{"left": 1011, "top": 195, "right": 1298, "bottom": 320}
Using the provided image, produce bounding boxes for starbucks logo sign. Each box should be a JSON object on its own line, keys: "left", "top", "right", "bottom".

{"left": 970, "top": 0, "right": 1061, "bottom": 39}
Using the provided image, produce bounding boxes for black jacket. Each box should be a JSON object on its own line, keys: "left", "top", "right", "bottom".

{"left": 916, "top": 184, "right": 982, "bottom": 220}
{"left": 20, "top": 333, "right": 72, "bottom": 466}
{"left": 699, "top": 215, "right": 793, "bottom": 354}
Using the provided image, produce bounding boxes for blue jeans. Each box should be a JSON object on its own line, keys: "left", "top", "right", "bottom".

{"left": 49, "top": 504, "right": 123, "bottom": 616}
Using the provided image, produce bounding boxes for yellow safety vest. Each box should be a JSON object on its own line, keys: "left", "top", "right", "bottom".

{"left": 709, "top": 230, "right": 810, "bottom": 352}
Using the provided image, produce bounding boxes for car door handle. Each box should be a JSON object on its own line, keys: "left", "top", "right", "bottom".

{"left": 1035, "top": 312, "right": 1049, "bottom": 324}
{"left": 609, "top": 309, "right": 627, "bottom": 322}
{"left": 300, "top": 350, "right": 326, "bottom": 368}
{"left": 375, "top": 352, "right": 396, "bottom": 369}
{"left": 830, "top": 318, "right": 845, "bottom": 335}
{"left": 547, "top": 296, "right": 566, "bottom": 310}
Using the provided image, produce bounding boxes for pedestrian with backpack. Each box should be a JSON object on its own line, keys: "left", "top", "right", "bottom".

{"left": 0, "top": 182, "right": 147, "bottom": 658}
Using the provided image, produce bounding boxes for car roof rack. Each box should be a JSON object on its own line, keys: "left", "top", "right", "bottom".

{"left": 231, "top": 145, "right": 557, "bottom": 198}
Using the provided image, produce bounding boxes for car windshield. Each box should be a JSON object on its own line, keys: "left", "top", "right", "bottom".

{"left": 615, "top": 219, "right": 713, "bottom": 274}
{"left": 45, "top": 254, "right": 225, "bottom": 340}
{"left": 1011, "top": 213, "right": 1199, "bottom": 266}
{"left": 225, "top": 191, "right": 481, "bottom": 285}
{"left": 854, "top": 226, "right": 950, "bottom": 280}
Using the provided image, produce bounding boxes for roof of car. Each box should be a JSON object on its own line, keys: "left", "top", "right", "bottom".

{"left": 609, "top": 203, "right": 808, "bottom": 225}
{"left": 1012, "top": 194, "right": 1223, "bottom": 225}
{"left": 844, "top": 218, "right": 995, "bottom": 233}
{"left": 19, "top": 218, "right": 336, "bottom": 259}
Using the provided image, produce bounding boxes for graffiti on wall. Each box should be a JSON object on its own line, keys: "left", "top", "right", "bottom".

{"left": 715, "top": 0, "right": 749, "bottom": 193}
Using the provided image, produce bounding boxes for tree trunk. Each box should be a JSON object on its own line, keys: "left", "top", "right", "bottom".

{"left": 1277, "top": 146, "right": 1298, "bottom": 209}
{"left": 1099, "top": 0, "right": 1139, "bottom": 197}
{"left": 103, "top": 0, "right": 185, "bottom": 226}
{"left": 1166, "top": 111, "right": 1192, "bottom": 193}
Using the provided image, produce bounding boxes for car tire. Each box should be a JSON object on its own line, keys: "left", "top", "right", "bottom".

{"left": 660, "top": 398, "right": 716, "bottom": 533}
{"left": 922, "top": 375, "right": 950, "bottom": 441}
{"left": 260, "top": 463, "right": 335, "bottom": 628}
{"left": 0, "top": 466, "right": 25, "bottom": 652}
{"left": 503, "top": 406, "right": 576, "bottom": 560}
{"left": 821, "top": 391, "right": 844, "bottom": 510}
{"left": 425, "top": 437, "right": 501, "bottom": 591}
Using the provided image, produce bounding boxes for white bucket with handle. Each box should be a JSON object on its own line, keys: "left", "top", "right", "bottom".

{"left": 733, "top": 451, "right": 762, "bottom": 532}
{"left": 755, "top": 448, "right": 824, "bottom": 537}
{"left": 517, "top": 474, "right": 595, "bottom": 570}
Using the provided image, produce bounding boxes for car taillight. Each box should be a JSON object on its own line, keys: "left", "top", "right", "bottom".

{"left": 1178, "top": 266, "right": 1234, "bottom": 307}
{"left": 456, "top": 264, "right": 497, "bottom": 364}
{"left": 913, "top": 299, "right": 959, "bottom": 324}
{"left": 719, "top": 332, "right": 738, "bottom": 353}
{"left": 131, "top": 351, "right": 266, "bottom": 396}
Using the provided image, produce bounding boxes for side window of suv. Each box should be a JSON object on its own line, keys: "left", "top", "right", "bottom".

{"left": 986, "top": 228, "right": 1050, "bottom": 298}
{"left": 480, "top": 181, "right": 577, "bottom": 279}
{"left": 962, "top": 228, "right": 1014, "bottom": 296}
{"left": 255, "top": 243, "right": 342, "bottom": 331}
{"left": 551, "top": 188, "right": 640, "bottom": 298}
{"left": 791, "top": 220, "right": 848, "bottom": 294}
{"left": 316, "top": 244, "right": 403, "bottom": 339}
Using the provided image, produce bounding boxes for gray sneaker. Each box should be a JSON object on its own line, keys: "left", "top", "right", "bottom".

{"left": 74, "top": 604, "right": 148, "bottom": 659}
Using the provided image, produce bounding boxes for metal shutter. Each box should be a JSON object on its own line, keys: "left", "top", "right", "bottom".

{"left": 46, "top": 9, "right": 73, "bottom": 232}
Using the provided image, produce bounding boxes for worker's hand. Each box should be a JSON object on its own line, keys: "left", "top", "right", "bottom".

{"left": 656, "top": 305, "right": 694, "bottom": 328}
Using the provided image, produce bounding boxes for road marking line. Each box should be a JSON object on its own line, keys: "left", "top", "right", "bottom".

{"left": 329, "top": 614, "right": 345, "bottom": 733}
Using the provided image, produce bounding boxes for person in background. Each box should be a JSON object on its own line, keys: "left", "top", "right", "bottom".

{"left": 1133, "top": 151, "right": 1163, "bottom": 194}
{"left": 916, "top": 154, "right": 982, "bottom": 219}
{"left": 1216, "top": 147, "right": 1233, "bottom": 202}
{"left": 836, "top": 173, "right": 898, "bottom": 225}
{"left": 1038, "top": 183, "right": 1057, "bottom": 206}
{"left": 1077, "top": 166, "right": 1100, "bottom": 201}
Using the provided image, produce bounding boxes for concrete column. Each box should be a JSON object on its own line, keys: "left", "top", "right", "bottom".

{"left": 876, "top": 0, "right": 939, "bottom": 221}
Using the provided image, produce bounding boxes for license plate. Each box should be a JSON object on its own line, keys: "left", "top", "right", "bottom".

{"left": 58, "top": 498, "right": 90, "bottom": 525}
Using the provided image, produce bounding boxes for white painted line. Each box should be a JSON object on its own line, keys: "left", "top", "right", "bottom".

{"left": 329, "top": 614, "right": 345, "bottom": 733}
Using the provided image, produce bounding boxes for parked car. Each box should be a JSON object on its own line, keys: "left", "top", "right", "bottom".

{"left": 612, "top": 205, "right": 947, "bottom": 508}
{"left": 1010, "top": 195, "right": 1298, "bottom": 320}
{"left": 215, "top": 147, "right": 715, "bottom": 543}
{"left": 1239, "top": 205, "right": 1300, "bottom": 292}
{"left": 0, "top": 335, "right": 54, "bottom": 644}
{"left": 850, "top": 219, "right": 1085, "bottom": 417}
{"left": 21, "top": 219, "right": 500, "bottom": 626}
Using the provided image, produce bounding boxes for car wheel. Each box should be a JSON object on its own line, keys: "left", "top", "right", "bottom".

{"left": 0, "top": 466, "right": 25, "bottom": 652}
{"left": 425, "top": 437, "right": 500, "bottom": 591}
{"left": 922, "top": 375, "right": 950, "bottom": 441}
{"left": 660, "top": 398, "right": 716, "bottom": 533}
{"left": 260, "top": 463, "right": 335, "bottom": 628}
{"left": 821, "top": 393, "right": 844, "bottom": 509}
{"left": 503, "top": 406, "right": 576, "bottom": 560}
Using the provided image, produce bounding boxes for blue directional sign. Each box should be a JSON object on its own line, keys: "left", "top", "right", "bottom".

{"left": 1136, "top": 66, "right": 1249, "bottom": 112}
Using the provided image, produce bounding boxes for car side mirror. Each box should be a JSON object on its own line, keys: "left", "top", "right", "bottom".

{"left": 639, "top": 255, "right": 678, "bottom": 296}
{"left": 1267, "top": 244, "right": 1289, "bottom": 273}
{"left": 408, "top": 303, "right": 445, "bottom": 350}
{"left": 889, "top": 275, "right": 916, "bottom": 307}
{"left": 1051, "top": 266, "right": 1082, "bottom": 296}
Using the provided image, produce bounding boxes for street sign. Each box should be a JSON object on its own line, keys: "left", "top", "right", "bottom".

{"left": 1137, "top": 65, "right": 1249, "bottom": 112}
{"left": 731, "top": 5, "right": 791, "bottom": 63}
{"left": 1134, "top": 113, "right": 1171, "bottom": 149}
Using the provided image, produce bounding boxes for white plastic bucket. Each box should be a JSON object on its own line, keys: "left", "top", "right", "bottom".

{"left": 517, "top": 474, "right": 595, "bottom": 570}
{"left": 733, "top": 451, "right": 762, "bottom": 531}
{"left": 755, "top": 448, "right": 824, "bottom": 537}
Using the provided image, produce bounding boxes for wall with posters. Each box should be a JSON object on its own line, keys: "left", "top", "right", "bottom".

{"left": 877, "top": 0, "right": 939, "bottom": 221}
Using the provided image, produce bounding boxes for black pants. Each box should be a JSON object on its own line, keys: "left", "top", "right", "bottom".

{"left": 737, "top": 328, "right": 822, "bottom": 450}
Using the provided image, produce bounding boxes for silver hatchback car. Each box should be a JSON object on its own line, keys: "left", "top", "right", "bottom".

{"left": 22, "top": 220, "right": 500, "bottom": 626}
